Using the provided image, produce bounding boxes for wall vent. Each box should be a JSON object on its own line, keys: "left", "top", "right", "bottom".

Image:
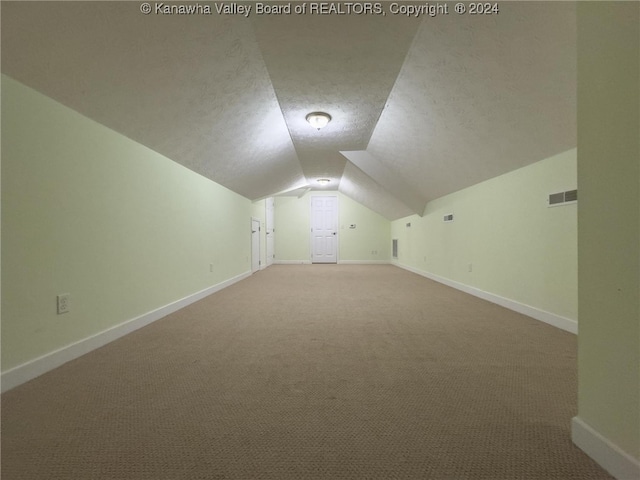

{"left": 406, "top": 222, "right": 411, "bottom": 228}
{"left": 548, "top": 189, "right": 577, "bottom": 207}
{"left": 443, "top": 213, "right": 454, "bottom": 222}
{"left": 392, "top": 239, "right": 398, "bottom": 259}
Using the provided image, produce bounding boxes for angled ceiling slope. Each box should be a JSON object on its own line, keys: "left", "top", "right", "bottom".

{"left": 341, "top": 150, "right": 427, "bottom": 217}
{"left": 1, "top": 2, "right": 307, "bottom": 200}
{"left": 1, "top": 2, "right": 576, "bottom": 220}
{"left": 251, "top": 12, "right": 420, "bottom": 184}
{"left": 367, "top": 2, "right": 577, "bottom": 206}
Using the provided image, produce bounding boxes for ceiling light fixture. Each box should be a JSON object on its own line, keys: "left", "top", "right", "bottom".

{"left": 317, "top": 178, "right": 331, "bottom": 185}
{"left": 306, "top": 112, "right": 332, "bottom": 130}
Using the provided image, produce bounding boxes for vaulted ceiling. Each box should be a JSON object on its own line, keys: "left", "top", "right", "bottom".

{"left": 1, "top": 2, "right": 576, "bottom": 220}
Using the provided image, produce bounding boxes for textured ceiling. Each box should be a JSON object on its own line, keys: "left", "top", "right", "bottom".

{"left": 251, "top": 12, "right": 419, "bottom": 183}
{"left": 367, "top": 2, "right": 577, "bottom": 204}
{"left": 1, "top": 2, "right": 576, "bottom": 219}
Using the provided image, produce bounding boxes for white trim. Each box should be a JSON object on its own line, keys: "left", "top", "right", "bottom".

{"left": 250, "top": 217, "right": 261, "bottom": 273}
{"left": 392, "top": 261, "right": 578, "bottom": 334}
{"left": 265, "top": 197, "right": 275, "bottom": 268}
{"left": 338, "top": 260, "right": 390, "bottom": 265}
{"left": 273, "top": 260, "right": 312, "bottom": 265}
{"left": 572, "top": 416, "right": 640, "bottom": 480}
{"left": 548, "top": 200, "right": 577, "bottom": 208}
{"left": 1, "top": 271, "right": 251, "bottom": 393}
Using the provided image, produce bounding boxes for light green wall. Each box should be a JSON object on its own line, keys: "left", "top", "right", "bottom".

{"left": 577, "top": 2, "right": 639, "bottom": 461}
{"left": 1, "top": 76, "right": 252, "bottom": 371}
{"left": 274, "top": 191, "right": 390, "bottom": 263}
{"left": 392, "top": 149, "right": 577, "bottom": 321}
{"left": 339, "top": 192, "right": 391, "bottom": 261}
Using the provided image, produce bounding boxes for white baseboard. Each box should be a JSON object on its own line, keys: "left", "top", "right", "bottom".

{"left": 273, "top": 260, "right": 312, "bottom": 265}
{"left": 572, "top": 416, "right": 640, "bottom": 480}
{"left": 273, "top": 260, "right": 390, "bottom": 265}
{"left": 338, "top": 260, "right": 390, "bottom": 265}
{"left": 1, "top": 271, "right": 251, "bottom": 393}
{"left": 392, "top": 262, "right": 578, "bottom": 334}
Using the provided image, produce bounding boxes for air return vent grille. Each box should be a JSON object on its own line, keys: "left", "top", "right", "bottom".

{"left": 392, "top": 239, "right": 398, "bottom": 259}
{"left": 443, "top": 214, "right": 454, "bottom": 222}
{"left": 548, "top": 189, "right": 578, "bottom": 207}
{"left": 564, "top": 189, "right": 578, "bottom": 202}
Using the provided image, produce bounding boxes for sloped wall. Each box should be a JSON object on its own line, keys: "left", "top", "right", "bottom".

{"left": 391, "top": 149, "right": 577, "bottom": 325}
{"left": 2, "top": 76, "right": 252, "bottom": 375}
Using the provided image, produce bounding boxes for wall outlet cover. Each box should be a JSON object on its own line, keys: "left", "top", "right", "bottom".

{"left": 57, "top": 294, "right": 70, "bottom": 314}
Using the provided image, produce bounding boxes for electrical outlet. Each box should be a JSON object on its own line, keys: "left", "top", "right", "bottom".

{"left": 468, "top": 263, "right": 473, "bottom": 272}
{"left": 57, "top": 293, "right": 70, "bottom": 314}
{"left": 210, "top": 263, "right": 214, "bottom": 272}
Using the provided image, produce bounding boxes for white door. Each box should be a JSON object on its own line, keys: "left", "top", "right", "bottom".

{"left": 251, "top": 218, "right": 260, "bottom": 273}
{"left": 311, "top": 195, "right": 338, "bottom": 263}
{"left": 265, "top": 197, "right": 274, "bottom": 267}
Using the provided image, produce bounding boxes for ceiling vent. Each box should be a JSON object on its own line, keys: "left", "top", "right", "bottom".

{"left": 443, "top": 213, "right": 454, "bottom": 222}
{"left": 548, "top": 189, "right": 577, "bottom": 207}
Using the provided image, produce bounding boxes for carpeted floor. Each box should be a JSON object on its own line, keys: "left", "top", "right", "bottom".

{"left": 1, "top": 265, "right": 613, "bottom": 479}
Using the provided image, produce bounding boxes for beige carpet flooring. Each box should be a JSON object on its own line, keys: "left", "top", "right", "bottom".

{"left": 1, "top": 265, "right": 613, "bottom": 479}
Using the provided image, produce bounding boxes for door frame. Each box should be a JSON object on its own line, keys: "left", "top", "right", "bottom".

{"left": 265, "top": 197, "right": 274, "bottom": 267}
{"left": 250, "top": 217, "right": 261, "bottom": 273}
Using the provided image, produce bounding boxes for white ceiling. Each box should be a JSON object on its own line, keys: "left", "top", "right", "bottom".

{"left": 1, "top": 2, "right": 576, "bottom": 220}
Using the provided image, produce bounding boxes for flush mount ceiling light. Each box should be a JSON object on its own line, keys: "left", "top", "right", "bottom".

{"left": 306, "top": 112, "right": 332, "bottom": 130}
{"left": 317, "top": 178, "right": 331, "bottom": 185}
